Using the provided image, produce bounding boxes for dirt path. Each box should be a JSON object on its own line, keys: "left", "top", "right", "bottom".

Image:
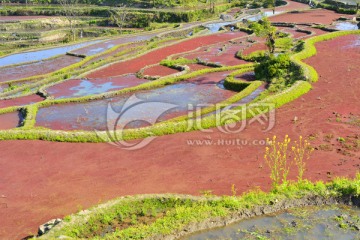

{"left": 0, "top": 34, "right": 359, "bottom": 239}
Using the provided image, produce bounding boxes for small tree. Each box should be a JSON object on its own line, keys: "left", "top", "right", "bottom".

{"left": 265, "top": 0, "right": 276, "bottom": 14}
{"left": 58, "top": 0, "right": 78, "bottom": 41}
{"left": 109, "top": 5, "right": 129, "bottom": 34}
{"left": 250, "top": 17, "right": 277, "bottom": 54}
{"left": 209, "top": 0, "right": 216, "bottom": 13}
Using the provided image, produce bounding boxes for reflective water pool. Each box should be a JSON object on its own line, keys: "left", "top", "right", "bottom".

{"left": 187, "top": 205, "right": 360, "bottom": 240}
{"left": 0, "top": 40, "right": 101, "bottom": 67}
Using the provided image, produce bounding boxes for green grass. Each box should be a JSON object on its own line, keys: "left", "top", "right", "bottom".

{"left": 40, "top": 174, "right": 360, "bottom": 239}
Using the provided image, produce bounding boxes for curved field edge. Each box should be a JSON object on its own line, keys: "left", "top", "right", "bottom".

{"left": 39, "top": 175, "right": 360, "bottom": 239}
{"left": 0, "top": 30, "right": 359, "bottom": 142}
{"left": 0, "top": 36, "right": 184, "bottom": 99}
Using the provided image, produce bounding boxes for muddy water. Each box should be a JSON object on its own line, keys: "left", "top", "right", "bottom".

{"left": 36, "top": 76, "right": 236, "bottom": 131}
{"left": 187, "top": 205, "right": 360, "bottom": 240}
{"left": 0, "top": 40, "right": 101, "bottom": 67}
{"left": 45, "top": 75, "right": 148, "bottom": 99}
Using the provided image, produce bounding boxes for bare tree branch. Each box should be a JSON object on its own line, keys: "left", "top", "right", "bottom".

{"left": 109, "top": 5, "right": 129, "bottom": 34}
{"left": 58, "top": 0, "right": 78, "bottom": 41}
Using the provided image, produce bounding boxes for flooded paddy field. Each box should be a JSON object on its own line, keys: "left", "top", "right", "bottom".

{"left": 36, "top": 71, "right": 235, "bottom": 130}
{"left": 45, "top": 74, "right": 148, "bottom": 99}
{"left": 69, "top": 32, "right": 160, "bottom": 56}
{"left": 187, "top": 205, "right": 360, "bottom": 240}
{"left": 0, "top": 95, "right": 43, "bottom": 109}
{"left": 0, "top": 55, "right": 82, "bottom": 82}
{"left": 0, "top": 111, "right": 21, "bottom": 130}
{"left": 334, "top": 21, "right": 359, "bottom": 31}
{"left": 0, "top": 40, "right": 101, "bottom": 67}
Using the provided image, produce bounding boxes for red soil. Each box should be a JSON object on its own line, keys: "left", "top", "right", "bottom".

{"left": 0, "top": 55, "right": 82, "bottom": 82}
{"left": 142, "top": 65, "right": 179, "bottom": 77}
{"left": 176, "top": 38, "right": 249, "bottom": 66}
{"left": 0, "top": 94, "right": 43, "bottom": 109}
{"left": 0, "top": 112, "right": 19, "bottom": 130}
{"left": 276, "top": 0, "right": 310, "bottom": 11}
{"left": 270, "top": 9, "right": 355, "bottom": 25}
{"left": 277, "top": 26, "right": 310, "bottom": 39}
{"left": 185, "top": 71, "right": 231, "bottom": 85}
{"left": 303, "top": 26, "right": 333, "bottom": 38}
{"left": 87, "top": 32, "right": 248, "bottom": 78}
{"left": 242, "top": 42, "right": 267, "bottom": 55}
{"left": 205, "top": 45, "right": 248, "bottom": 66}
{"left": 0, "top": 35, "right": 360, "bottom": 240}
{"left": 187, "top": 64, "right": 213, "bottom": 71}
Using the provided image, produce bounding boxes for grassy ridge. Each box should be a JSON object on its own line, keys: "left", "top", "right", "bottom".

{"left": 41, "top": 175, "right": 360, "bottom": 239}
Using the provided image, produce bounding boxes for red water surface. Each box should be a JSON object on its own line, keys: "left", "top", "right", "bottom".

{"left": 0, "top": 33, "right": 360, "bottom": 240}
{"left": 87, "top": 32, "right": 248, "bottom": 78}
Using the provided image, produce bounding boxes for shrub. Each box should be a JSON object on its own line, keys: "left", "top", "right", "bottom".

{"left": 255, "top": 54, "right": 303, "bottom": 92}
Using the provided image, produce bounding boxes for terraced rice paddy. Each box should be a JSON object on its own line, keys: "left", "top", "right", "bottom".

{"left": 0, "top": 1, "right": 359, "bottom": 238}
